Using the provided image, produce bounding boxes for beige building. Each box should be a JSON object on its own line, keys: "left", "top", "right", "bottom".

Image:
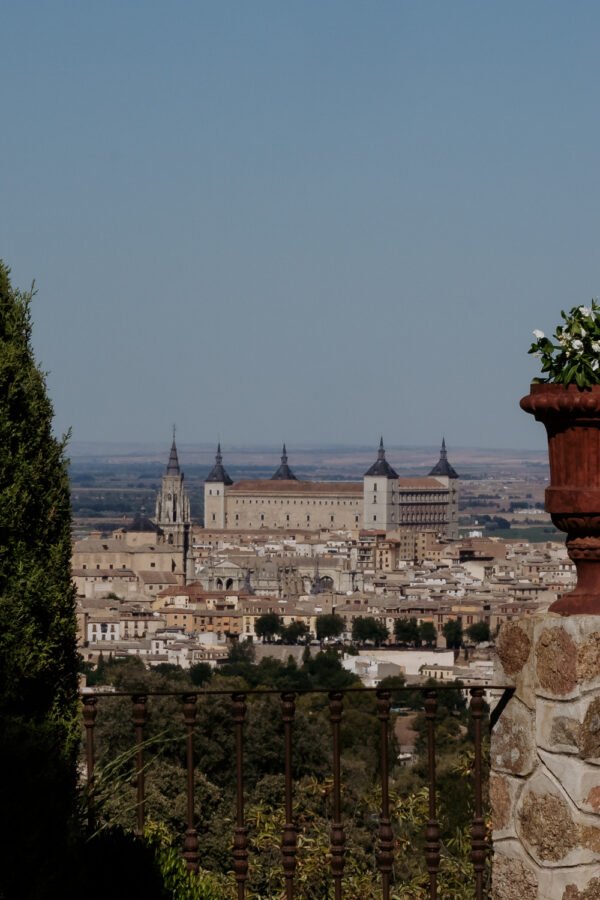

{"left": 204, "top": 439, "right": 459, "bottom": 538}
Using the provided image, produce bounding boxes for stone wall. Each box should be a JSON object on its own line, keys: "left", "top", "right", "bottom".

{"left": 492, "top": 613, "right": 600, "bottom": 899}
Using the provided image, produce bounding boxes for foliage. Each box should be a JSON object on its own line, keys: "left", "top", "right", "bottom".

{"left": 418, "top": 621, "right": 437, "bottom": 646}
{"left": 0, "top": 262, "right": 79, "bottom": 898}
{"left": 82, "top": 651, "right": 489, "bottom": 899}
{"left": 255, "top": 612, "right": 281, "bottom": 642}
{"left": 529, "top": 301, "right": 600, "bottom": 387}
{"left": 466, "top": 621, "right": 491, "bottom": 643}
{"left": 351, "top": 615, "right": 389, "bottom": 645}
{"left": 442, "top": 619, "right": 463, "bottom": 649}
{"left": 394, "top": 617, "right": 420, "bottom": 645}
{"left": 280, "top": 620, "right": 309, "bottom": 643}
{"left": 315, "top": 612, "right": 345, "bottom": 641}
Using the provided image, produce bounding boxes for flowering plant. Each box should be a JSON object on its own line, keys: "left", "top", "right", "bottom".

{"left": 529, "top": 301, "right": 600, "bottom": 388}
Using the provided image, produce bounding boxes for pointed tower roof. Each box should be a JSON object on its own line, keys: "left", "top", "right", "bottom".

{"left": 205, "top": 442, "right": 234, "bottom": 485}
{"left": 364, "top": 437, "right": 398, "bottom": 478}
{"left": 428, "top": 438, "right": 458, "bottom": 479}
{"left": 166, "top": 429, "right": 181, "bottom": 475}
{"left": 271, "top": 444, "right": 298, "bottom": 481}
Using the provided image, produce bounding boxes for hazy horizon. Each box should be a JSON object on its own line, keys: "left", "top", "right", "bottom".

{"left": 3, "top": 2, "right": 596, "bottom": 452}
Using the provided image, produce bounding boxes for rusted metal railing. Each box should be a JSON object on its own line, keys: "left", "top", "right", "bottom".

{"left": 80, "top": 683, "right": 512, "bottom": 899}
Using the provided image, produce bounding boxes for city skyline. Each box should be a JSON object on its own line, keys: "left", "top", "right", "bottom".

{"left": 4, "top": 3, "right": 600, "bottom": 450}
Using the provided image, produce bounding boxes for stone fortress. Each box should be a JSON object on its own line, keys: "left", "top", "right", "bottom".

{"left": 202, "top": 437, "right": 459, "bottom": 537}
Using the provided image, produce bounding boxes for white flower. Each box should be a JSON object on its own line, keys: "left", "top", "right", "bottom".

{"left": 592, "top": 359, "right": 599, "bottom": 372}
{"left": 580, "top": 306, "right": 592, "bottom": 316}
{"left": 581, "top": 327, "right": 587, "bottom": 336}
{"left": 532, "top": 329, "right": 545, "bottom": 339}
{"left": 592, "top": 342, "right": 600, "bottom": 353}
{"left": 572, "top": 339, "right": 584, "bottom": 351}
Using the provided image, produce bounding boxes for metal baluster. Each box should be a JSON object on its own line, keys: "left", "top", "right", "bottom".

{"left": 328, "top": 691, "right": 345, "bottom": 900}
{"left": 376, "top": 690, "right": 393, "bottom": 900}
{"left": 82, "top": 696, "right": 98, "bottom": 833}
{"left": 131, "top": 693, "right": 147, "bottom": 837}
{"left": 232, "top": 693, "right": 248, "bottom": 900}
{"left": 470, "top": 687, "right": 487, "bottom": 900}
{"left": 423, "top": 690, "right": 440, "bottom": 899}
{"left": 182, "top": 694, "right": 199, "bottom": 872}
{"left": 280, "top": 692, "right": 298, "bottom": 899}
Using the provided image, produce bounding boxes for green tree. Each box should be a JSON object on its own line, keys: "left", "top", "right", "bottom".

{"left": 315, "top": 612, "right": 345, "bottom": 641}
{"left": 280, "top": 620, "right": 309, "bottom": 644}
{"left": 255, "top": 612, "right": 281, "bottom": 642}
{"left": 189, "top": 662, "right": 213, "bottom": 686}
{"left": 418, "top": 621, "right": 437, "bottom": 647}
{"left": 394, "top": 617, "right": 420, "bottom": 645}
{"left": 352, "top": 616, "right": 389, "bottom": 646}
{"left": 0, "top": 262, "right": 79, "bottom": 897}
{"left": 443, "top": 619, "right": 464, "bottom": 649}
{"left": 466, "top": 621, "right": 490, "bottom": 643}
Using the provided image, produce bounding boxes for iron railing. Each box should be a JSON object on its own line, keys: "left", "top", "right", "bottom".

{"left": 81, "top": 684, "right": 513, "bottom": 899}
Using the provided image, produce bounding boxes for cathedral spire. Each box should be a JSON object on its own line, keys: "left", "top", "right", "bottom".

{"left": 166, "top": 427, "right": 180, "bottom": 475}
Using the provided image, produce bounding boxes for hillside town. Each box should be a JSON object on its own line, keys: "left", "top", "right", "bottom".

{"left": 75, "top": 437, "right": 574, "bottom": 687}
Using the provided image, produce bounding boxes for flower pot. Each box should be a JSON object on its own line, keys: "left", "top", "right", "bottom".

{"left": 521, "top": 383, "right": 600, "bottom": 614}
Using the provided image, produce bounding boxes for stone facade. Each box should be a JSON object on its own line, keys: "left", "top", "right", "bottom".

{"left": 492, "top": 613, "right": 600, "bottom": 899}
{"left": 204, "top": 440, "right": 459, "bottom": 537}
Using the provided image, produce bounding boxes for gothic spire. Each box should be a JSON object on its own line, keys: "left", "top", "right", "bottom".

{"left": 166, "top": 428, "right": 181, "bottom": 475}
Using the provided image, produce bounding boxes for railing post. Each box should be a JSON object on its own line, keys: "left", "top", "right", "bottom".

{"left": 376, "top": 690, "right": 393, "bottom": 900}
{"left": 328, "top": 691, "right": 345, "bottom": 900}
{"left": 469, "top": 687, "right": 487, "bottom": 900}
{"left": 182, "top": 693, "right": 199, "bottom": 873}
{"left": 82, "top": 696, "right": 98, "bottom": 833}
{"left": 131, "top": 693, "right": 147, "bottom": 837}
{"left": 232, "top": 693, "right": 248, "bottom": 899}
{"left": 280, "top": 691, "right": 298, "bottom": 899}
{"left": 423, "top": 689, "right": 440, "bottom": 899}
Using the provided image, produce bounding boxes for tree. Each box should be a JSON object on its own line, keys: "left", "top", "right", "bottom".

{"left": 418, "top": 621, "right": 437, "bottom": 647}
{"left": 315, "top": 613, "right": 345, "bottom": 641}
{"left": 255, "top": 612, "right": 282, "bottom": 642}
{"left": 0, "top": 262, "right": 79, "bottom": 896}
{"left": 280, "top": 620, "right": 309, "bottom": 644}
{"left": 394, "top": 617, "right": 420, "bottom": 645}
{"left": 466, "top": 621, "right": 490, "bottom": 643}
{"left": 352, "top": 616, "right": 389, "bottom": 646}
{"left": 189, "top": 662, "right": 213, "bottom": 686}
{"left": 442, "top": 619, "right": 463, "bottom": 649}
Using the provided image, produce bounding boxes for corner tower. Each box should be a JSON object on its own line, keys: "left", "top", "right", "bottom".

{"left": 204, "top": 443, "right": 233, "bottom": 528}
{"left": 363, "top": 437, "right": 399, "bottom": 530}
{"left": 428, "top": 438, "right": 459, "bottom": 539}
{"left": 271, "top": 444, "right": 298, "bottom": 480}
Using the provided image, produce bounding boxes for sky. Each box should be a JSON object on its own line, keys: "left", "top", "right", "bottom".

{"left": 3, "top": 1, "right": 600, "bottom": 452}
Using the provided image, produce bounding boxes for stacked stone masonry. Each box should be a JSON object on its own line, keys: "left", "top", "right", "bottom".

{"left": 492, "top": 614, "right": 600, "bottom": 899}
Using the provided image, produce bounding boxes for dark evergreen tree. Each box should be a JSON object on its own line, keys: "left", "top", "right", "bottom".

{"left": 0, "top": 262, "right": 79, "bottom": 898}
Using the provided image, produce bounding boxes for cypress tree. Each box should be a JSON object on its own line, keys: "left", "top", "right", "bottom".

{"left": 0, "top": 262, "right": 79, "bottom": 898}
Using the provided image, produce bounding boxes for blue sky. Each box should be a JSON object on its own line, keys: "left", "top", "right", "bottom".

{"left": 2, "top": 1, "right": 600, "bottom": 450}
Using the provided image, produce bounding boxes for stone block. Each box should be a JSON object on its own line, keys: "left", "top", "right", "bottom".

{"left": 492, "top": 696, "right": 538, "bottom": 776}
{"left": 490, "top": 772, "right": 523, "bottom": 838}
{"left": 496, "top": 618, "right": 537, "bottom": 709}
{"left": 538, "top": 869, "right": 600, "bottom": 899}
{"left": 516, "top": 769, "right": 600, "bottom": 867}
{"left": 539, "top": 749, "right": 600, "bottom": 814}
{"left": 535, "top": 624, "right": 578, "bottom": 699}
{"left": 491, "top": 841, "right": 539, "bottom": 899}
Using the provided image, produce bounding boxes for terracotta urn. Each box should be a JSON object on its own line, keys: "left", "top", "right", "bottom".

{"left": 521, "top": 383, "right": 600, "bottom": 614}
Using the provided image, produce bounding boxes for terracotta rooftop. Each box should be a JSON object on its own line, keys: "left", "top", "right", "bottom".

{"left": 229, "top": 480, "right": 362, "bottom": 494}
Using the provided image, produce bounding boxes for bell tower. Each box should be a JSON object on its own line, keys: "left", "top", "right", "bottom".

{"left": 155, "top": 429, "right": 193, "bottom": 578}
